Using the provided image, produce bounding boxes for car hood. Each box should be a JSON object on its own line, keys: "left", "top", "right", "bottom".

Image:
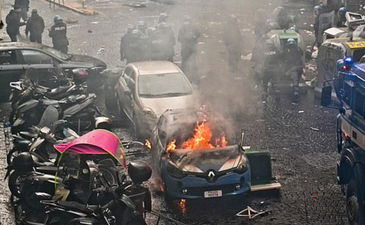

{"left": 139, "top": 94, "right": 197, "bottom": 116}
{"left": 168, "top": 145, "right": 244, "bottom": 173}
{"left": 68, "top": 54, "right": 106, "bottom": 68}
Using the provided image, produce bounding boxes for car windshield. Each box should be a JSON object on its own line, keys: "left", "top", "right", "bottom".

{"left": 41, "top": 45, "right": 70, "bottom": 61}
{"left": 138, "top": 73, "right": 192, "bottom": 97}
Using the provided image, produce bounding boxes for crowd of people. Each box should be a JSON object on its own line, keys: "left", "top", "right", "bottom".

{"left": 5, "top": 2, "right": 69, "bottom": 53}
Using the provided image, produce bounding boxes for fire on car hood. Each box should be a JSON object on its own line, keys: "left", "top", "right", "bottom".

{"left": 168, "top": 145, "right": 245, "bottom": 173}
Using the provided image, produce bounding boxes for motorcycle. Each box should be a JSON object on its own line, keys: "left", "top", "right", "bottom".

{"left": 17, "top": 129, "right": 151, "bottom": 225}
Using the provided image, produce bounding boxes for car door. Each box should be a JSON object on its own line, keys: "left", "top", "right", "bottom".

{"left": 0, "top": 49, "right": 24, "bottom": 101}
{"left": 19, "top": 49, "right": 58, "bottom": 87}
{"left": 116, "top": 66, "right": 133, "bottom": 120}
{"left": 124, "top": 69, "right": 137, "bottom": 119}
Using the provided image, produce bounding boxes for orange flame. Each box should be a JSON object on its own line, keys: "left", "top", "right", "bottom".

{"left": 167, "top": 118, "right": 227, "bottom": 153}
{"left": 145, "top": 139, "right": 151, "bottom": 150}
{"left": 179, "top": 199, "right": 186, "bottom": 215}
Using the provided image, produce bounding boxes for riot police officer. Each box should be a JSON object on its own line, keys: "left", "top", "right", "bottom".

{"left": 25, "top": 9, "right": 45, "bottom": 43}
{"left": 124, "top": 29, "right": 144, "bottom": 63}
{"left": 223, "top": 14, "right": 242, "bottom": 73}
{"left": 178, "top": 16, "right": 200, "bottom": 82}
{"left": 120, "top": 24, "right": 134, "bottom": 63}
{"left": 337, "top": 7, "right": 346, "bottom": 27}
{"left": 261, "top": 39, "right": 280, "bottom": 102}
{"left": 156, "top": 22, "right": 175, "bottom": 61}
{"left": 49, "top": 15, "right": 69, "bottom": 53}
{"left": 283, "top": 38, "right": 304, "bottom": 103}
{"left": 313, "top": 5, "right": 323, "bottom": 46}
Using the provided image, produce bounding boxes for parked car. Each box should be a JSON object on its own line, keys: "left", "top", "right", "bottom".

{"left": 149, "top": 109, "right": 252, "bottom": 200}
{"left": 115, "top": 61, "right": 198, "bottom": 139}
{"left": 0, "top": 42, "right": 106, "bottom": 101}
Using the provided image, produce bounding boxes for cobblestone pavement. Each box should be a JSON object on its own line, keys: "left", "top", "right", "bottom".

{"left": 0, "top": 0, "right": 351, "bottom": 224}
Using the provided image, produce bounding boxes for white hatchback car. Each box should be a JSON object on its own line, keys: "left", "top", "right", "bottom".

{"left": 115, "top": 61, "right": 198, "bottom": 139}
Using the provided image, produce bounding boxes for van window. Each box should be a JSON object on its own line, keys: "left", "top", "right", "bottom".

{"left": 353, "top": 49, "right": 365, "bottom": 62}
{"left": 355, "top": 90, "right": 365, "bottom": 117}
{"left": 343, "top": 82, "right": 352, "bottom": 106}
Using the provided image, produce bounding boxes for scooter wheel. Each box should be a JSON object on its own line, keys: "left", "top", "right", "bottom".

{"left": 8, "top": 171, "right": 22, "bottom": 198}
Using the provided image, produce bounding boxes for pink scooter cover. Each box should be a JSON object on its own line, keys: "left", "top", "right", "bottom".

{"left": 54, "top": 129, "right": 120, "bottom": 156}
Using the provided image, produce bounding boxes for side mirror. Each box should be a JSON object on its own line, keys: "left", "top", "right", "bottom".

{"left": 321, "top": 86, "right": 332, "bottom": 106}
{"left": 128, "top": 162, "right": 152, "bottom": 184}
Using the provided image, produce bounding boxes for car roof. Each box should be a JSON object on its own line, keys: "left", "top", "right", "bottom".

{"left": 0, "top": 41, "right": 46, "bottom": 50}
{"left": 129, "top": 61, "right": 180, "bottom": 75}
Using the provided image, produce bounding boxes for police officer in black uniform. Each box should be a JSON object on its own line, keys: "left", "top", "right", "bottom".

{"left": 178, "top": 16, "right": 200, "bottom": 83}
{"left": 6, "top": 6, "right": 24, "bottom": 42}
{"left": 283, "top": 38, "right": 304, "bottom": 103}
{"left": 261, "top": 39, "right": 280, "bottom": 102}
{"left": 120, "top": 24, "right": 134, "bottom": 63}
{"left": 49, "top": 15, "right": 69, "bottom": 53}
{"left": 25, "top": 9, "right": 45, "bottom": 43}
{"left": 223, "top": 14, "right": 243, "bottom": 73}
{"left": 157, "top": 22, "right": 175, "bottom": 62}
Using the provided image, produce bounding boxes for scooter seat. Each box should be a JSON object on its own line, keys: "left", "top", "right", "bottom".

{"left": 57, "top": 201, "right": 99, "bottom": 213}
{"left": 19, "top": 131, "right": 38, "bottom": 139}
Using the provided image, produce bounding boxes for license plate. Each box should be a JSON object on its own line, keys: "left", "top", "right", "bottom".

{"left": 204, "top": 190, "right": 222, "bottom": 198}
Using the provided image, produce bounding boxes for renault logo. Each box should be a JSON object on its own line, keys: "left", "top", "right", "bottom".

{"left": 208, "top": 171, "right": 216, "bottom": 180}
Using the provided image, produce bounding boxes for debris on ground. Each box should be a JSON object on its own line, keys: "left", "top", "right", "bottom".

{"left": 241, "top": 53, "right": 252, "bottom": 61}
{"left": 310, "top": 127, "right": 319, "bottom": 131}
{"left": 123, "top": 2, "right": 147, "bottom": 8}
{"left": 236, "top": 206, "right": 268, "bottom": 219}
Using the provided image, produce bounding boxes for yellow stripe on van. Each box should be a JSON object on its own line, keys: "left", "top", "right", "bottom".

{"left": 346, "top": 41, "right": 365, "bottom": 49}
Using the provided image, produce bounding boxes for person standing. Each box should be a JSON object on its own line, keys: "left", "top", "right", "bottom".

{"left": 49, "top": 15, "right": 69, "bottom": 53}
{"left": 6, "top": 6, "right": 24, "bottom": 42}
{"left": 25, "top": 9, "right": 45, "bottom": 43}
{"left": 14, "top": 0, "right": 29, "bottom": 22}
{"left": 178, "top": 16, "right": 200, "bottom": 84}
{"left": 261, "top": 39, "right": 280, "bottom": 102}
{"left": 120, "top": 24, "right": 134, "bottom": 63}
{"left": 223, "top": 14, "right": 243, "bottom": 73}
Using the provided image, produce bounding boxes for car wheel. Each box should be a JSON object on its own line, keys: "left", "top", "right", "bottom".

{"left": 347, "top": 177, "right": 365, "bottom": 225}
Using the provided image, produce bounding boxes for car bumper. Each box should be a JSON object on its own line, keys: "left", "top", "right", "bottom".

{"left": 161, "top": 162, "right": 251, "bottom": 200}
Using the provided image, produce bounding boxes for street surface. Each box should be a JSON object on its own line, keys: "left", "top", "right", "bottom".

{"left": 0, "top": 0, "right": 350, "bottom": 224}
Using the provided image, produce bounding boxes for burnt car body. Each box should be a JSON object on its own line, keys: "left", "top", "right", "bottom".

{"left": 150, "top": 109, "right": 251, "bottom": 200}
{"left": 115, "top": 61, "right": 198, "bottom": 139}
{"left": 0, "top": 42, "right": 106, "bottom": 100}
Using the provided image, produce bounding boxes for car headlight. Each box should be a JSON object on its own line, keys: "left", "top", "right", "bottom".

{"left": 142, "top": 108, "right": 157, "bottom": 119}
{"left": 167, "top": 162, "right": 187, "bottom": 179}
{"left": 234, "top": 157, "right": 248, "bottom": 174}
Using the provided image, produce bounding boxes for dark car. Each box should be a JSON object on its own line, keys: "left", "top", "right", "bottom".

{"left": 0, "top": 42, "right": 106, "bottom": 101}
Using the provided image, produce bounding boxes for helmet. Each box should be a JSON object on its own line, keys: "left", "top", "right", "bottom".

{"left": 158, "top": 13, "right": 168, "bottom": 23}
{"left": 54, "top": 15, "right": 62, "bottom": 24}
{"left": 131, "top": 29, "right": 143, "bottom": 39}
{"left": 273, "top": 6, "right": 286, "bottom": 17}
{"left": 31, "top": 9, "right": 38, "bottom": 14}
{"left": 287, "top": 38, "right": 297, "bottom": 46}
{"left": 314, "top": 5, "right": 323, "bottom": 15}
{"left": 95, "top": 117, "right": 111, "bottom": 131}
{"left": 13, "top": 152, "right": 34, "bottom": 171}
{"left": 127, "top": 24, "right": 134, "bottom": 33}
{"left": 137, "top": 21, "right": 147, "bottom": 31}
{"left": 289, "top": 25, "right": 299, "bottom": 33}
{"left": 339, "top": 7, "right": 346, "bottom": 17}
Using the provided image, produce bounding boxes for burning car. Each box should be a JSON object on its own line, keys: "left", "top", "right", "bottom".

{"left": 149, "top": 109, "right": 280, "bottom": 201}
